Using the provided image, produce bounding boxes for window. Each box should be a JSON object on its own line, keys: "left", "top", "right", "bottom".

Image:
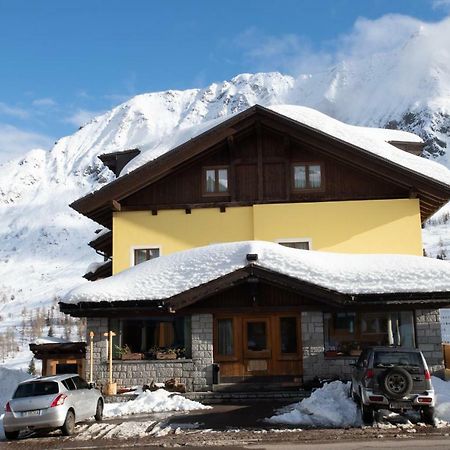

{"left": 109, "top": 316, "right": 191, "bottom": 359}
{"left": 133, "top": 248, "right": 160, "bottom": 265}
{"left": 247, "top": 321, "right": 268, "bottom": 351}
{"left": 293, "top": 163, "right": 322, "bottom": 190}
{"left": 278, "top": 240, "right": 311, "bottom": 250}
{"left": 203, "top": 167, "right": 229, "bottom": 195}
{"left": 72, "top": 376, "right": 89, "bottom": 390}
{"left": 280, "top": 317, "right": 298, "bottom": 353}
{"left": 217, "top": 318, "right": 234, "bottom": 356}
{"left": 14, "top": 382, "right": 59, "bottom": 398}
{"left": 323, "top": 311, "right": 415, "bottom": 357}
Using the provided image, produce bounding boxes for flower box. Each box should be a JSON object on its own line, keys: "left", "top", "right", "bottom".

{"left": 121, "top": 352, "right": 144, "bottom": 360}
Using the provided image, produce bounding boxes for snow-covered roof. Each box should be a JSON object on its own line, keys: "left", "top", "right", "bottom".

{"left": 64, "top": 241, "right": 450, "bottom": 305}
{"left": 122, "top": 104, "right": 450, "bottom": 188}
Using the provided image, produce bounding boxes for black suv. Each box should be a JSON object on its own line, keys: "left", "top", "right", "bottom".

{"left": 350, "top": 347, "right": 435, "bottom": 424}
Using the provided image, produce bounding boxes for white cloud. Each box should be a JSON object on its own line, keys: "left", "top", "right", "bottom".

{"left": 432, "top": 0, "right": 450, "bottom": 10}
{"left": 0, "top": 102, "right": 29, "bottom": 119}
{"left": 0, "top": 124, "right": 54, "bottom": 163}
{"left": 32, "top": 97, "right": 57, "bottom": 107}
{"left": 64, "top": 109, "right": 104, "bottom": 127}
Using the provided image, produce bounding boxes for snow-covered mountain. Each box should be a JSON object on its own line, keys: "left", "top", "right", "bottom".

{"left": 2, "top": 25, "right": 450, "bottom": 366}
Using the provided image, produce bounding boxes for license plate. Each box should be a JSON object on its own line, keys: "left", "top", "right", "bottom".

{"left": 21, "top": 410, "right": 41, "bottom": 417}
{"left": 390, "top": 402, "right": 412, "bottom": 410}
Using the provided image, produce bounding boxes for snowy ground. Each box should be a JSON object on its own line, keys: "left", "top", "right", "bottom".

{"left": 267, "top": 377, "right": 450, "bottom": 429}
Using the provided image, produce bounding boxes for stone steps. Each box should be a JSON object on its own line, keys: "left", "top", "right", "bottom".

{"left": 104, "top": 390, "right": 309, "bottom": 404}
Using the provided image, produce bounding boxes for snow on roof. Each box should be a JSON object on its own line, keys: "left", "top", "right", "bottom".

{"left": 122, "top": 104, "right": 450, "bottom": 188}
{"left": 64, "top": 241, "right": 450, "bottom": 305}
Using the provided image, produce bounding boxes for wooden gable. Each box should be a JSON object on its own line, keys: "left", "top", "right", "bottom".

{"left": 70, "top": 105, "right": 450, "bottom": 227}
{"left": 121, "top": 124, "right": 409, "bottom": 210}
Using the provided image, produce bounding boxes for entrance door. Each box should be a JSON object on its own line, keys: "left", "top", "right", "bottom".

{"left": 214, "top": 313, "right": 302, "bottom": 383}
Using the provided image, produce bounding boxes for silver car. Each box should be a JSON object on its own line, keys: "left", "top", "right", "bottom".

{"left": 2, "top": 374, "right": 104, "bottom": 440}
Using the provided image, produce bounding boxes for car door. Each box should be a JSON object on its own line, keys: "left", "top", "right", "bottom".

{"left": 72, "top": 376, "right": 96, "bottom": 418}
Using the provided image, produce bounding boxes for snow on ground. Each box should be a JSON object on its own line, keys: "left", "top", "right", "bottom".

{"left": 267, "top": 377, "right": 450, "bottom": 428}
{"left": 64, "top": 241, "right": 450, "bottom": 305}
{"left": 103, "top": 389, "right": 211, "bottom": 418}
{"left": 267, "top": 381, "right": 361, "bottom": 428}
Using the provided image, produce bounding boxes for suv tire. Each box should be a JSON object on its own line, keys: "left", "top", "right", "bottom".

{"left": 381, "top": 367, "right": 413, "bottom": 399}
{"left": 360, "top": 399, "right": 374, "bottom": 425}
{"left": 4, "top": 430, "right": 20, "bottom": 440}
{"left": 421, "top": 406, "right": 435, "bottom": 425}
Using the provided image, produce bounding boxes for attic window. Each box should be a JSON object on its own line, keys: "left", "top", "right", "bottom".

{"left": 278, "top": 241, "right": 311, "bottom": 250}
{"left": 292, "top": 163, "right": 322, "bottom": 191}
{"left": 203, "top": 166, "right": 229, "bottom": 196}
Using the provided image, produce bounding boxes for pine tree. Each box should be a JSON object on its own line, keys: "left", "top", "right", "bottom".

{"left": 28, "top": 358, "right": 36, "bottom": 375}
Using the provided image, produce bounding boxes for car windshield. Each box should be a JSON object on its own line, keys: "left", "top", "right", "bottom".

{"left": 13, "top": 381, "right": 59, "bottom": 398}
{"left": 374, "top": 351, "right": 422, "bottom": 368}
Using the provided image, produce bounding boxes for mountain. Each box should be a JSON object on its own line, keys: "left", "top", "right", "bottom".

{"left": 1, "top": 43, "right": 450, "bottom": 366}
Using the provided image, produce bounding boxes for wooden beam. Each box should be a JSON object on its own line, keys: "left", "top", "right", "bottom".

{"left": 256, "top": 122, "right": 263, "bottom": 201}
{"left": 227, "top": 135, "right": 237, "bottom": 202}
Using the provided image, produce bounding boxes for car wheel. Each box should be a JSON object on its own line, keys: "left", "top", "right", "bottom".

{"left": 4, "top": 430, "right": 20, "bottom": 440}
{"left": 360, "top": 398, "right": 374, "bottom": 425}
{"left": 421, "top": 406, "right": 435, "bottom": 425}
{"left": 61, "top": 410, "right": 76, "bottom": 436}
{"left": 381, "top": 367, "right": 413, "bottom": 400}
{"left": 94, "top": 399, "right": 103, "bottom": 422}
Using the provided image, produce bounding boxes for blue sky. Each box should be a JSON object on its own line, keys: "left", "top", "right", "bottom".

{"left": 0, "top": 0, "right": 449, "bottom": 161}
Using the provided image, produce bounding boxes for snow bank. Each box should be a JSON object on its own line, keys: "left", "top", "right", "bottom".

{"left": 267, "top": 377, "right": 450, "bottom": 428}
{"left": 267, "top": 381, "right": 361, "bottom": 428}
{"left": 64, "top": 241, "right": 450, "bottom": 305}
{"left": 433, "top": 376, "right": 450, "bottom": 422}
{"left": 103, "top": 389, "right": 210, "bottom": 418}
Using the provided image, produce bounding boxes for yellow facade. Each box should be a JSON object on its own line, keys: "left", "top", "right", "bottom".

{"left": 112, "top": 198, "right": 423, "bottom": 274}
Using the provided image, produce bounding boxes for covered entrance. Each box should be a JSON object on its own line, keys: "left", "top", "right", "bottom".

{"left": 214, "top": 312, "right": 302, "bottom": 383}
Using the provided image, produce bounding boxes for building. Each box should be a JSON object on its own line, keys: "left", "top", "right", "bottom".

{"left": 60, "top": 104, "right": 450, "bottom": 391}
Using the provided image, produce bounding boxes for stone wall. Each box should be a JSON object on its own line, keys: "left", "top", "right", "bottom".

{"left": 415, "top": 309, "right": 444, "bottom": 372}
{"left": 85, "top": 313, "right": 214, "bottom": 392}
{"left": 301, "top": 308, "right": 444, "bottom": 382}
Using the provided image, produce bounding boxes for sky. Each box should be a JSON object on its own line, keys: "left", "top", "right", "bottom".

{"left": 0, "top": 0, "right": 450, "bottom": 163}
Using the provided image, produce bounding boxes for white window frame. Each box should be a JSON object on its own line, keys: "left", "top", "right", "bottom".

{"left": 276, "top": 238, "right": 313, "bottom": 250}
{"left": 130, "top": 245, "right": 162, "bottom": 267}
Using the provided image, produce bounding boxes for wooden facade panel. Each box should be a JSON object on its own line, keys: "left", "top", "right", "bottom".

{"left": 121, "top": 124, "right": 411, "bottom": 209}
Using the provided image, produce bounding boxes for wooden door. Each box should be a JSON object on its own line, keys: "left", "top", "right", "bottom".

{"left": 214, "top": 313, "right": 303, "bottom": 383}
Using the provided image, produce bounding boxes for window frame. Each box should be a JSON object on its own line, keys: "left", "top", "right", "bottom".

{"left": 130, "top": 245, "right": 161, "bottom": 267}
{"left": 276, "top": 238, "right": 312, "bottom": 250}
{"left": 291, "top": 162, "right": 324, "bottom": 192}
{"left": 202, "top": 165, "right": 230, "bottom": 197}
{"left": 214, "top": 316, "right": 241, "bottom": 362}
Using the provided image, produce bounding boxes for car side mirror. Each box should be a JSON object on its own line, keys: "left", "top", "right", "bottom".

{"left": 88, "top": 382, "right": 96, "bottom": 389}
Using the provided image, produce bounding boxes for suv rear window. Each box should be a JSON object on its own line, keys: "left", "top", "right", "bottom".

{"left": 374, "top": 351, "right": 422, "bottom": 368}
{"left": 13, "top": 381, "right": 59, "bottom": 398}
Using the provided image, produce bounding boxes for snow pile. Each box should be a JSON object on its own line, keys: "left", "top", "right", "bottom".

{"left": 267, "top": 377, "right": 450, "bottom": 428}
{"left": 433, "top": 376, "right": 450, "bottom": 422}
{"left": 103, "top": 389, "right": 210, "bottom": 418}
{"left": 64, "top": 241, "right": 450, "bottom": 305}
{"left": 267, "top": 381, "right": 361, "bottom": 427}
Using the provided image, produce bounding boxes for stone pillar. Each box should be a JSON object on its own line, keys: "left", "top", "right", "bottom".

{"left": 415, "top": 309, "right": 444, "bottom": 373}
{"left": 191, "top": 313, "right": 214, "bottom": 391}
{"left": 301, "top": 311, "right": 326, "bottom": 381}
{"left": 85, "top": 318, "right": 108, "bottom": 385}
